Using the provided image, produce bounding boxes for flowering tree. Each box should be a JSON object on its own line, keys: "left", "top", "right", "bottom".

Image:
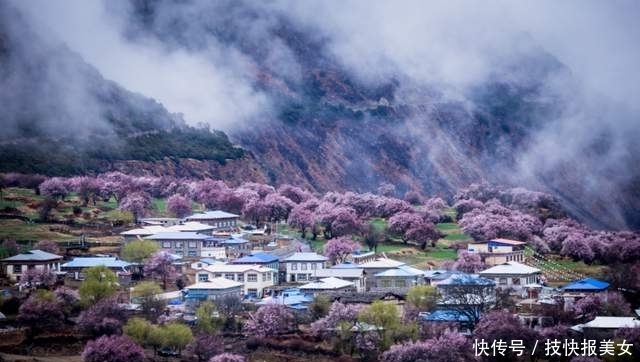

{"left": 185, "top": 333, "right": 224, "bottom": 362}
{"left": 77, "top": 297, "right": 127, "bottom": 337}
{"left": 66, "top": 176, "right": 103, "bottom": 206}
{"left": 388, "top": 211, "right": 441, "bottom": 248}
{"left": 167, "top": 194, "right": 193, "bottom": 218}
{"left": 82, "top": 335, "right": 145, "bottom": 362}
{"left": 243, "top": 304, "right": 295, "bottom": 338}
{"left": 0, "top": 239, "right": 20, "bottom": 257}
{"left": 380, "top": 332, "right": 476, "bottom": 362}
{"left": 119, "top": 191, "right": 152, "bottom": 222}
{"left": 19, "top": 267, "right": 57, "bottom": 289}
{"left": 193, "top": 179, "right": 231, "bottom": 209}
{"left": 317, "top": 204, "right": 363, "bottom": 239}
{"left": 39, "top": 177, "right": 69, "bottom": 200}
{"left": 263, "top": 193, "right": 295, "bottom": 222}
{"left": 452, "top": 198, "right": 484, "bottom": 219}
{"left": 209, "top": 353, "right": 247, "bottom": 362}
{"left": 287, "top": 205, "right": 315, "bottom": 239}
{"left": 473, "top": 310, "right": 539, "bottom": 362}
{"left": 310, "top": 301, "right": 362, "bottom": 355}
{"left": 572, "top": 292, "right": 632, "bottom": 322}
{"left": 241, "top": 197, "right": 268, "bottom": 228}
{"left": 560, "top": 232, "right": 595, "bottom": 262}
{"left": 18, "top": 289, "right": 65, "bottom": 334}
{"left": 374, "top": 197, "right": 412, "bottom": 218}
{"left": 144, "top": 251, "right": 177, "bottom": 290}
{"left": 277, "top": 184, "right": 313, "bottom": 204}
{"left": 99, "top": 172, "right": 136, "bottom": 204}
{"left": 33, "top": 239, "right": 61, "bottom": 255}
{"left": 451, "top": 250, "right": 487, "bottom": 273}
{"left": 459, "top": 200, "right": 542, "bottom": 241}
{"left": 403, "top": 190, "right": 423, "bottom": 205}
{"left": 55, "top": 286, "right": 81, "bottom": 320}
{"left": 324, "top": 236, "right": 360, "bottom": 265}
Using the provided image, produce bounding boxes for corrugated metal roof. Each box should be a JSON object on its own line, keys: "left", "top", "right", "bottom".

{"left": 2, "top": 249, "right": 63, "bottom": 262}
{"left": 562, "top": 277, "right": 610, "bottom": 291}
{"left": 185, "top": 210, "right": 239, "bottom": 220}
{"left": 478, "top": 261, "right": 541, "bottom": 275}
{"left": 145, "top": 232, "right": 214, "bottom": 240}
{"left": 185, "top": 277, "right": 243, "bottom": 290}
{"left": 282, "top": 252, "right": 328, "bottom": 262}
{"left": 62, "top": 257, "right": 131, "bottom": 268}
{"left": 299, "top": 277, "right": 354, "bottom": 290}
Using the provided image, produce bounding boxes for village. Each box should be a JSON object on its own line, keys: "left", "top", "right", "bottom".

{"left": 1, "top": 205, "right": 638, "bottom": 362}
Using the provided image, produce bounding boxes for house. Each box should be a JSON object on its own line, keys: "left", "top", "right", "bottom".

{"left": 562, "top": 278, "right": 610, "bottom": 293}
{"left": 182, "top": 278, "right": 244, "bottom": 309}
{"left": 1, "top": 249, "right": 64, "bottom": 282}
{"left": 478, "top": 261, "right": 542, "bottom": 293}
{"left": 281, "top": 252, "right": 328, "bottom": 283}
{"left": 424, "top": 270, "right": 455, "bottom": 286}
{"left": 571, "top": 316, "right": 640, "bottom": 341}
{"left": 299, "top": 277, "right": 356, "bottom": 295}
{"left": 467, "top": 238, "right": 527, "bottom": 265}
{"left": 120, "top": 225, "right": 167, "bottom": 242}
{"left": 189, "top": 258, "right": 222, "bottom": 270}
{"left": 356, "top": 257, "right": 407, "bottom": 290}
{"left": 61, "top": 256, "right": 132, "bottom": 283}
{"left": 420, "top": 309, "right": 473, "bottom": 335}
{"left": 312, "top": 267, "right": 367, "bottom": 292}
{"left": 374, "top": 265, "right": 426, "bottom": 290}
{"left": 197, "top": 264, "right": 277, "bottom": 298}
{"left": 348, "top": 250, "right": 377, "bottom": 264}
{"left": 145, "top": 232, "right": 215, "bottom": 258}
{"left": 257, "top": 288, "right": 313, "bottom": 309}
{"left": 184, "top": 210, "right": 240, "bottom": 229}
{"left": 436, "top": 274, "right": 496, "bottom": 325}
{"left": 211, "top": 235, "right": 251, "bottom": 259}
{"left": 230, "top": 252, "right": 279, "bottom": 283}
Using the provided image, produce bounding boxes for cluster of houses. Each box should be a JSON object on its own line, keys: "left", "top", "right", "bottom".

{"left": 1, "top": 210, "right": 638, "bottom": 340}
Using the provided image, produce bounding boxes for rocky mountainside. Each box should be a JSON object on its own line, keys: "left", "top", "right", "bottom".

{"left": 1, "top": 1, "right": 638, "bottom": 231}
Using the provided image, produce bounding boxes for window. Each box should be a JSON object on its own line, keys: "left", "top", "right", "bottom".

{"left": 188, "top": 241, "right": 197, "bottom": 248}
{"left": 175, "top": 241, "right": 183, "bottom": 248}
{"left": 188, "top": 250, "right": 197, "bottom": 257}
{"left": 225, "top": 273, "right": 235, "bottom": 281}
{"left": 499, "top": 278, "right": 508, "bottom": 285}
{"left": 162, "top": 241, "right": 171, "bottom": 248}
{"left": 395, "top": 279, "right": 407, "bottom": 287}
{"left": 512, "top": 278, "right": 521, "bottom": 285}
{"left": 380, "top": 279, "right": 391, "bottom": 288}
{"left": 214, "top": 273, "right": 222, "bottom": 278}
{"left": 262, "top": 273, "right": 267, "bottom": 282}
{"left": 11, "top": 265, "right": 21, "bottom": 274}
{"left": 237, "top": 274, "right": 244, "bottom": 282}
{"left": 311, "top": 263, "right": 317, "bottom": 270}
{"left": 297, "top": 274, "right": 308, "bottom": 281}
{"left": 301, "top": 263, "right": 307, "bottom": 270}
{"left": 291, "top": 263, "right": 297, "bottom": 270}
{"left": 247, "top": 288, "right": 258, "bottom": 297}
{"left": 267, "top": 272, "right": 272, "bottom": 281}
{"left": 247, "top": 274, "right": 258, "bottom": 282}
{"left": 198, "top": 274, "right": 209, "bottom": 282}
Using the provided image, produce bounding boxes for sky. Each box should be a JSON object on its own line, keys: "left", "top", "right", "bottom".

{"left": 11, "top": 0, "right": 640, "bottom": 127}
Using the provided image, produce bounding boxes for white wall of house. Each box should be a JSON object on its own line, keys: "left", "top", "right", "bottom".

{"left": 198, "top": 267, "right": 276, "bottom": 298}
{"left": 285, "top": 261, "right": 326, "bottom": 283}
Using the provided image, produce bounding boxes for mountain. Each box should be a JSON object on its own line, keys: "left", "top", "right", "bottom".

{"left": 1, "top": 1, "right": 638, "bottom": 231}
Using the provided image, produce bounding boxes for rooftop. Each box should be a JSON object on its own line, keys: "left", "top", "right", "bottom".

{"left": 2, "top": 249, "right": 63, "bottom": 262}
{"left": 572, "top": 316, "right": 640, "bottom": 331}
{"left": 562, "top": 278, "right": 610, "bottom": 291}
{"left": 185, "top": 210, "right": 240, "bottom": 220}
{"left": 478, "top": 261, "right": 541, "bottom": 275}
{"left": 358, "top": 258, "right": 406, "bottom": 269}
{"left": 120, "top": 225, "right": 167, "bottom": 236}
{"left": 282, "top": 252, "right": 328, "bottom": 262}
{"left": 203, "top": 264, "right": 274, "bottom": 273}
{"left": 62, "top": 257, "right": 131, "bottom": 269}
{"left": 438, "top": 273, "right": 496, "bottom": 287}
{"left": 166, "top": 222, "right": 216, "bottom": 232}
{"left": 314, "top": 268, "right": 365, "bottom": 279}
{"left": 420, "top": 309, "right": 471, "bottom": 322}
{"left": 299, "top": 277, "right": 355, "bottom": 290}
{"left": 232, "top": 252, "right": 279, "bottom": 264}
{"left": 144, "top": 232, "right": 214, "bottom": 240}
{"left": 185, "top": 277, "right": 244, "bottom": 290}
{"left": 375, "top": 265, "right": 426, "bottom": 278}
{"left": 489, "top": 238, "right": 527, "bottom": 246}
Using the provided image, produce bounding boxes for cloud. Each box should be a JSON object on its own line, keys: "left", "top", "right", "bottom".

{"left": 12, "top": 0, "right": 271, "bottom": 129}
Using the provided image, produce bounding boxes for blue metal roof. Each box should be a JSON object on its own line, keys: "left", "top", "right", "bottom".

{"left": 562, "top": 278, "right": 610, "bottom": 291}
{"left": 332, "top": 262, "right": 360, "bottom": 269}
{"left": 232, "top": 252, "right": 278, "bottom": 264}
{"left": 420, "top": 309, "right": 471, "bottom": 322}
{"left": 438, "top": 273, "right": 495, "bottom": 286}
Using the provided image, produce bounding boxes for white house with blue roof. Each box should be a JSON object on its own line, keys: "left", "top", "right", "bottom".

{"left": 374, "top": 265, "right": 426, "bottom": 290}
{"left": 61, "top": 256, "right": 132, "bottom": 281}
